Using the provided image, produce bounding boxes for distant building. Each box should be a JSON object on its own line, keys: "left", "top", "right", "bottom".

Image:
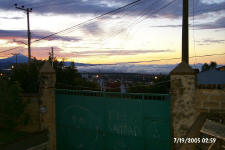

{"left": 217, "top": 66, "right": 225, "bottom": 71}
{"left": 120, "top": 81, "right": 126, "bottom": 93}
{"left": 197, "top": 69, "right": 225, "bottom": 87}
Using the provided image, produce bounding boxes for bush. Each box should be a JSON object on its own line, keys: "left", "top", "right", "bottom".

{"left": 0, "top": 79, "right": 25, "bottom": 129}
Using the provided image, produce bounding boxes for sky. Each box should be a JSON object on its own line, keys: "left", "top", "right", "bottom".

{"left": 0, "top": 0, "right": 224, "bottom": 66}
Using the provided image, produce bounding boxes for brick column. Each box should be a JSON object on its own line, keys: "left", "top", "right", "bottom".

{"left": 170, "top": 62, "right": 198, "bottom": 149}
{"left": 40, "top": 62, "right": 56, "bottom": 150}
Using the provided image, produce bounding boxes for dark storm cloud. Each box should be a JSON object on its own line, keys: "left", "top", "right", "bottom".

{"left": 0, "top": 29, "right": 81, "bottom": 42}
{"left": 1, "top": 0, "right": 225, "bottom": 18}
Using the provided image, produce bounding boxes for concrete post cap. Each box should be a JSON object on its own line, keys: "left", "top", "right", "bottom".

{"left": 170, "top": 62, "right": 195, "bottom": 75}
{"left": 40, "top": 61, "right": 55, "bottom": 73}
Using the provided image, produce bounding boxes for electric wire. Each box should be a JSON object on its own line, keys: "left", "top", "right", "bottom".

{"left": 192, "top": 0, "right": 197, "bottom": 68}
{"left": 32, "top": 0, "right": 142, "bottom": 43}
{"left": 0, "top": 0, "right": 142, "bottom": 54}
{"left": 125, "top": 52, "right": 225, "bottom": 64}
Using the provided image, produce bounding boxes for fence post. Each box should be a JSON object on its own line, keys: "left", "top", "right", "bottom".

{"left": 170, "top": 62, "right": 197, "bottom": 150}
{"left": 40, "top": 61, "right": 56, "bottom": 150}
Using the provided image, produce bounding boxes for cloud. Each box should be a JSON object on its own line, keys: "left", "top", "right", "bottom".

{"left": 82, "top": 22, "right": 104, "bottom": 35}
{"left": 195, "top": 16, "right": 225, "bottom": 29}
{"left": 150, "top": 24, "right": 181, "bottom": 28}
{"left": 201, "top": 39, "right": 225, "bottom": 43}
{"left": 0, "top": 16, "right": 23, "bottom": 19}
{"left": 196, "top": 39, "right": 225, "bottom": 46}
{"left": 67, "top": 49, "right": 173, "bottom": 57}
{"left": 0, "top": 0, "right": 225, "bottom": 18}
{"left": 76, "top": 63, "right": 205, "bottom": 74}
{"left": 0, "top": 29, "right": 81, "bottom": 42}
{"left": 150, "top": 16, "right": 225, "bottom": 30}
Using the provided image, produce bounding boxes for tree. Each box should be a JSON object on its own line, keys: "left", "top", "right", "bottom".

{"left": 201, "top": 61, "right": 217, "bottom": 72}
{"left": 0, "top": 80, "right": 25, "bottom": 129}
{"left": 128, "top": 75, "right": 170, "bottom": 94}
{"left": 11, "top": 59, "right": 43, "bottom": 93}
{"left": 11, "top": 57, "right": 100, "bottom": 92}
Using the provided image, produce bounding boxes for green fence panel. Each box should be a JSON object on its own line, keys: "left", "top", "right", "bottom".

{"left": 55, "top": 89, "right": 171, "bottom": 150}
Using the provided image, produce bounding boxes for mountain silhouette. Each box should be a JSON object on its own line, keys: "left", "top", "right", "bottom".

{"left": 0, "top": 53, "right": 28, "bottom": 63}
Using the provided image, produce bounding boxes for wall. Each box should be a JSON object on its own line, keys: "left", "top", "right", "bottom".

{"left": 195, "top": 87, "right": 225, "bottom": 113}
{"left": 170, "top": 73, "right": 199, "bottom": 149}
{"left": 170, "top": 62, "right": 225, "bottom": 150}
{"left": 16, "top": 94, "right": 41, "bottom": 133}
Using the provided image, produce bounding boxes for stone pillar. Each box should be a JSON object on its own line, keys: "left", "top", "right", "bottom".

{"left": 40, "top": 62, "right": 56, "bottom": 150}
{"left": 170, "top": 62, "right": 198, "bottom": 149}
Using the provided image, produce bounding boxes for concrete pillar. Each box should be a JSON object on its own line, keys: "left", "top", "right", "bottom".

{"left": 170, "top": 62, "right": 198, "bottom": 149}
{"left": 40, "top": 61, "right": 56, "bottom": 150}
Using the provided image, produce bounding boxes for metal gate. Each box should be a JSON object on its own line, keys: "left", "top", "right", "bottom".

{"left": 55, "top": 89, "right": 171, "bottom": 150}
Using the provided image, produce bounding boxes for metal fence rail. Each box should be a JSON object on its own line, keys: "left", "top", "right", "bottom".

{"left": 55, "top": 89, "right": 170, "bottom": 101}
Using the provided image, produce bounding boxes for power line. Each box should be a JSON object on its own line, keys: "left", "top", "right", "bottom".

{"left": 130, "top": 0, "right": 178, "bottom": 26}
{"left": 56, "top": 52, "right": 225, "bottom": 65}
{"left": 192, "top": 0, "right": 197, "bottom": 68}
{"left": 0, "top": 47, "right": 21, "bottom": 54}
{"left": 52, "top": 0, "right": 176, "bottom": 51}
{"left": 197, "top": 6, "right": 225, "bottom": 14}
{"left": 32, "top": 0, "right": 142, "bottom": 43}
{"left": 35, "top": 0, "right": 145, "bottom": 42}
{"left": 0, "top": 0, "right": 141, "bottom": 54}
{"left": 126, "top": 52, "right": 225, "bottom": 64}
{"left": 32, "top": 0, "right": 80, "bottom": 9}
{"left": 95, "top": 0, "right": 177, "bottom": 45}
{"left": 94, "top": 0, "right": 161, "bottom": 47}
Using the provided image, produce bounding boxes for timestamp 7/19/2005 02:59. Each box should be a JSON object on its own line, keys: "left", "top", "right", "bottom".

{"left": 174, "top": 137, "right": 216, "bottom": 144}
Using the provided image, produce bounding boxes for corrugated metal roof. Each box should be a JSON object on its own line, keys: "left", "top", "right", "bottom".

{"left": 200, "top": 119, "right": 225, "bottom": 140}
{"left": 197, "top": 69, "right": 225, "bottom": 84}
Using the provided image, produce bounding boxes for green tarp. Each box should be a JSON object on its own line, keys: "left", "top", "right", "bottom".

{"left": 55, "top": 90, "right": 171, "bottom": 150}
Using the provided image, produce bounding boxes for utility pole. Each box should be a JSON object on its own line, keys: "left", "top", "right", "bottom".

{"left": 182, "top": 0, "right": 189, "bottom": 64}
{"left": 51, "top": 47, "right": 54, "bottom": 67}
{"left": 14, "top": 3, "right": 32, "bottom": 63}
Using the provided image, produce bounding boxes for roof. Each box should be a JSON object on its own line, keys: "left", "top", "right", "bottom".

{"left": 197, "top": 69, "right": 225, "bottom": 84}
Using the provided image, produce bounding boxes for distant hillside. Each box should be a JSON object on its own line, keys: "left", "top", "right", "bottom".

{"left": 0, "top": 54, "right": 28, "bottom": 70}
{"left": 0, "top": 54, "right": 98, "bottom": 69}
{"left": 1, "top": 54, "right": 220, "bottom": 74}
{"left": 0, "top": 53, "right": 28, "bottom": 64}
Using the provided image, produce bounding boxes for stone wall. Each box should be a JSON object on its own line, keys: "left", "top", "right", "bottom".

{"left": 39, "top": 62, "right": 56, "bottom": 150}
{"left": 195, "top": 88, "right": 225, "bottom": 113}
{"left": 16, "top": 94, "right": 41, "bottom": 133}
{"left": 170, "top": 62, "right": 225, "bottom": 150}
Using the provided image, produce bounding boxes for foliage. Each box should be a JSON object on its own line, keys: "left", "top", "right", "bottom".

{"left": 127, "top": 75, "right": 170, "bottom": 94}
{"left": 201, "top": 62, "right": 217, "bottom": 72}
{"left": 0, "top": 79, "right": 25, "bottom": 129}
{"left": 11, "top": 58, "right": 99, "bottom": 92}
{"left": 11, "top": 59, "right": 43, "bottom": 93}
{"left": 53, "top": 61, "right": 100, "bottom": 90}
{"left": 0, "top": 128, "right": 30, "bottom": 144}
